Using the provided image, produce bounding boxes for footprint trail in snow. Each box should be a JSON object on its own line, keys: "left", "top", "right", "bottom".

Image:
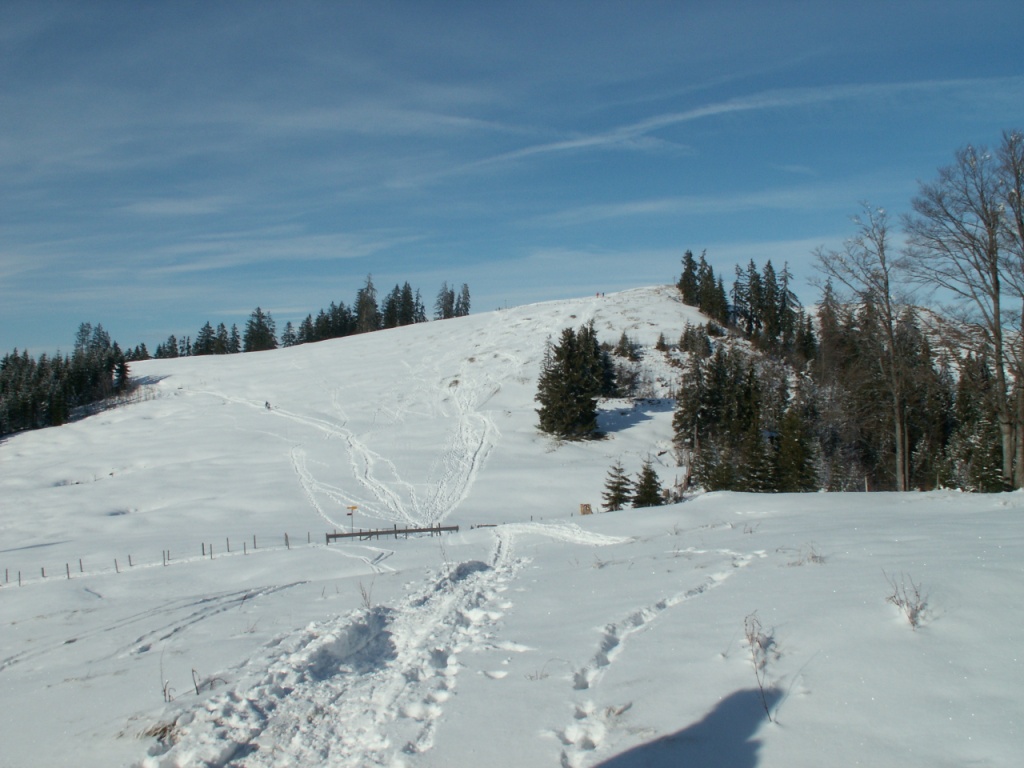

{"left": 140, "top": 530, "right": 523, "bottom": 768}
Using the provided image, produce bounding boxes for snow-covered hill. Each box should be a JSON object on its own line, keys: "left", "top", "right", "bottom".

{"left": 1, "top": 286, "right": 1021, "bottom": 767}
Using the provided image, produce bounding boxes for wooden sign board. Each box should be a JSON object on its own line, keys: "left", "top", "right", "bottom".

{"left": 579, "top": 503, "right": 593, "bottom": 516}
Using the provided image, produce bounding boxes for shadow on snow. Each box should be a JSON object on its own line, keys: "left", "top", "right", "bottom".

{"left": 594, "top": 688, "right": 781, "bottom": 768}
{"left": 597, "top": 398, "right": 675, "bottom": 434}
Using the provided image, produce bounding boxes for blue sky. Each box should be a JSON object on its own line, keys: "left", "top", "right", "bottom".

{"left": 3, "top": 1, "right": 1023, "bottom": 354}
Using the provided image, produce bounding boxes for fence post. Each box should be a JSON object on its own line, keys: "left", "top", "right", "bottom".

{"left": 227, "top": 537, "right": 230, "bottom": 553}
{"left": 79, "top": 558, "right": 83, "bottom": 573}
{"left": 285, "top": 533, "right": 290, "bottom": 550}
{"left": 202, "top": 542, "right": 206, "bottom": 556}
{"left": 66, "top": 563, "right": 70, "bottom": 580}
{"left": 115, "top": 559, "right": 119, "bottom": 574}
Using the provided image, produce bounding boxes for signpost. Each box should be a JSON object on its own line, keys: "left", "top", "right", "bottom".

{"left": 347, "top": 505, "right": 358, "bottom": 533}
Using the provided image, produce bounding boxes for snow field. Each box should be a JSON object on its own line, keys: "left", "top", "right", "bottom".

{"left": 2, "top": 287, "right": 1023, "bottom": 767}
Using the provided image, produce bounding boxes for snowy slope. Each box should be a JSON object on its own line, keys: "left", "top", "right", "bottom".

{"left": 1, "top": 286, "right": 1022, "bottom": 767}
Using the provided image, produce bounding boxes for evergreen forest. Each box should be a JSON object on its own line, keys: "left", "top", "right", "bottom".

{"left": 1, "top": 277, "right": 469, "bottom": 436}
{"left": 545, "top": 129, "right": 1024, "bottom": 496}
{"left": 6, "top": 129, "right": 1024, "bottom": 497}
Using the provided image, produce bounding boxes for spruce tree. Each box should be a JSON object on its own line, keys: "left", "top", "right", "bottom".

{"left": 243, "top": 307, "right": 277, "bottom": 352}
{"left": 399, "top": 282, "right": 417, "bottom": 326}
{"left": 355, "top": 275, "right": 380, "bottom": 333}
{"left": 215, "top": 323, "right": 230, "bottom": 354}
{"left": 678, "top": 249, "right": 699, "bottom": 305}
{"left": 414, "top": 289, "right": 427, "bottom": 323}
{"left": 614, "top": 331, "right": 639, "bottom": 361}
{"left": 435, "top": 282, "right": 456, "bottom": 319}
{"left": 602, "top": 460, "right": 633, "bottom": 511}
{"left": 193, "top": 322, "right": 216, "bottom": 355}
{"left": 381, "top": 285, "right": 402, "bottom": 329}
{"left": 297, "top": 316, "right": 314, "bottom": 344}
{"left": 281, "top": 321, "right": 297, "bottom": 347}
{"left": 535, "top": 326, "right": 601, "bottom": 439}
{"left": 631, "top": 458, "right": 663, "bottom": 507}
{"left": 776, "top": 408, "right": 818, "bottom": 492}
{"left": 739, "top": 420, "right": 777, "bottom": 493}
{"left": 455, "top": 284, "right": 471, "bottom": 317}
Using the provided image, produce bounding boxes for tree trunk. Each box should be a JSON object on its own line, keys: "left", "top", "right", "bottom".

{"left": 1015, "top": 382, "right": 1024, "bottom": 489}
{"left": 894, "top": 395, "right": 907, "bottom": 492}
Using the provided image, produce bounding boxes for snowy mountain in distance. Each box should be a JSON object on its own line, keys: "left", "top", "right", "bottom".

{"left": 1, "top": 286, "right": 1021, "bottom": 767}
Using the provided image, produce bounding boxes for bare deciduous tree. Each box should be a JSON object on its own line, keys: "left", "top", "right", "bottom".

{"left": 996, "top": 131, "right": 1024, "bottom": 485}
{"left": 815, "top": 204, "right": 914, "bottom": 490}
{"left": 902, "top": 144, "right": 1017, "bottom": 488}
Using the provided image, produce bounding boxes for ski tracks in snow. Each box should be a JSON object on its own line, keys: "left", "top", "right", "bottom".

{"left": 284, "top": 345, "right": 515, "bottom": 528}
{"left": 140, "top": 529, "right": 523, "bottom": 767}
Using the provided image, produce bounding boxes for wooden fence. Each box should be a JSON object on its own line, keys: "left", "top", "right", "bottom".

{"left": 326, "top": 524, "right": 459, "bottom": 543}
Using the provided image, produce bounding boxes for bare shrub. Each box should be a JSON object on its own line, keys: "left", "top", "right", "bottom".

{"left": 359, "top": 577, "right": 375, "bottom": 610}
{"left": 744, "top": 612, "right": 778, "bottom": 722}
{"left": 785, "top": 543, "right": 825, "bottom": 566}
{"left": 884, "top": 571, "right": 927, "bottom": 629}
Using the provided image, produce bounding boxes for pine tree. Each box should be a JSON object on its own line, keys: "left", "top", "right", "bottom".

{"left": 114, "top": 358, "right": 131, "bottom": 394}
{"left": 156, "top": 334, "right": 178, "bottom": 359}
{"left": 709, "top": 276, "right": 730, "bottom": 325}
{"left": 777, "top": 262, "right": 801, "bottom": 350}
{"left": 381, "top": 285, "right": 402, "bottom": 329}
{"left": 281, "top": 321, "right": 297, "bottom": 347}
{"left": 414, "top": 289, "right": 427, "bottom": 323}
{"left": 631, "top": 458, "right": 663, "bottom": 507}
{"left": 215, "top": 323, "right": 230, "bottom": 354}
{"left": 678, "top": 250, "right": 699, "bottom": 305}
{"left": 399, "top": 282, "right": 417, "bottom": 326}
{"left": 297, "top": 315, "right": 315, "bottom": 344}
{"left": 794, "top": 312, "right": 817, "bottom": 363}
{"left": 355, "top": 275, "right": 380, "bottom": 333}
{"left": 535, "top": 326, "right": 602, "bottom": 439}
{"left": 775, "top": 408, "right": 818, "bottom": 492}
{"left": 602, "top": 460, "right": 633, "bottom": 511}
{"left": 193, "top": 322, "right": 216, "bottom": 356}
{"left": 614, "top": 331, "right": 639, "bottom": 361}
{"left": 760, "top": 261, "right": 781, "bottom": 344}
{"left": 435, "top": 282, "right": 456, "bottom": 319}
{"left": 455, "top": 284, "right": 471, "bottom": 317}
{"left": 243, "top": 307, "right": 277, "bottom": 352}
{"left": 741, "top": 424, "right": 777, "bottom": 493}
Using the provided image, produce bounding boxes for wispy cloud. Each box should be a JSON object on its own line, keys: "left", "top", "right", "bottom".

{"left": 449, "top": 75, "right": 1024, "bottom": 176}
{"left": 532, "top": 184, "right": 856, "bottom": 228}
{"left": 120, "top": 196, "right": 236, "bottom": 217}
{"left": 148, "top": 228, "right": 421, "bottom": 276}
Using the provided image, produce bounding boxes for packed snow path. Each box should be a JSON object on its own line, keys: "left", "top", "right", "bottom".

{"left": 141, "top": 529, "right": 523, "bottom": 767}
